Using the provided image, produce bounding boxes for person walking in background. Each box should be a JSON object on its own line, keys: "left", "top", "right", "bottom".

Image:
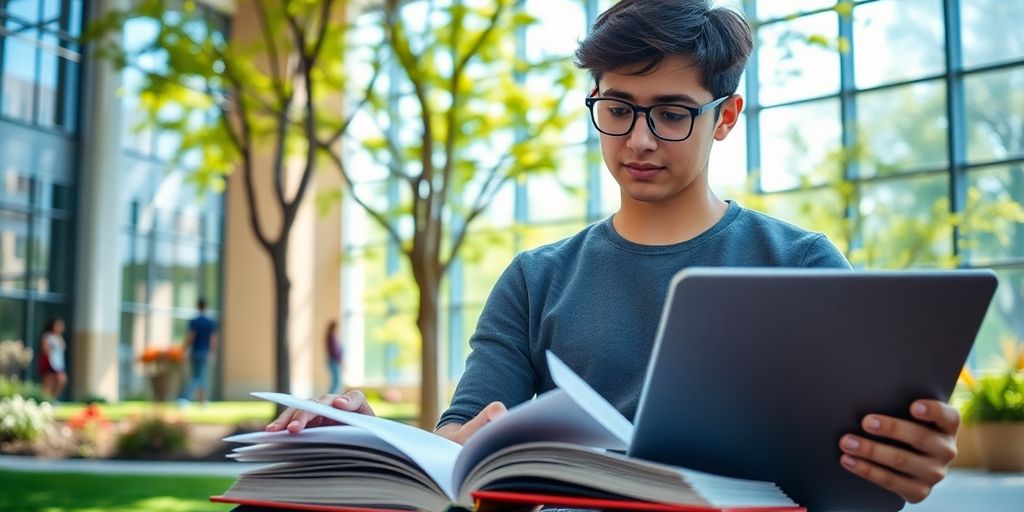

{"left": 178, "top": 297, "right": 218, "bottom": 406}
{"left": 326, "top": 319, "right": 343, "bottom": 394}
{"left": 37, "top": 317, "right": 67, "bottom": 400}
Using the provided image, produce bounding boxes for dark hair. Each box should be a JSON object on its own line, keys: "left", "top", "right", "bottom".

{"left": 574, "top": 0, "right": 753, "bottom": 100}
{"left": 197, "top": 297, "right": 207, "bottom": 310}
{"left": 42, "top": 317, "right": 62, "bottom": 334}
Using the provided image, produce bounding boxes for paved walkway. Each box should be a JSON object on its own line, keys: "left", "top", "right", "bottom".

{"left": 2, "top": 455, "right": 1022, "bottom": 510}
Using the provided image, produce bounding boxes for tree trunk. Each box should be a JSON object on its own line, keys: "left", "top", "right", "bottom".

{"left": 416, "top": 276, "right": 441, "bottom": 430}
{"left": 272, "top": 243, "right": 292, "bottom": 405}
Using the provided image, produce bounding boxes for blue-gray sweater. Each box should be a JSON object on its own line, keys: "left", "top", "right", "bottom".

{"left": 438, "top": 201, "right": 851, "bottom": 428}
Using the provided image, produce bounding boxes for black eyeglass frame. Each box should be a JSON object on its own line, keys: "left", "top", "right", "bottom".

{"left": 584, "top": 94, "right": 730, "bottom": 142}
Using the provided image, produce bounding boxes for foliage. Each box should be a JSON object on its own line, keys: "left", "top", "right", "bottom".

{"left": 116, "top": 413, "right": 190, "bottom": 458}
{"left": 67, "top": 403, "right": 112, "bottom": 458}
{"left": 0, "top": 340, "right": 32, "bottom": 377}
{"left": 137, "top": 345, "right": 186, "bottom": 376}
{"left": 0, "top": 376, "right": 48, "bottom": 403}
{"left": 0, "top": 396, "right": 55, "bottom": 443}
{"left": 0, "top": 470, "right": 235, "bottom": 512}
{"left": 958, "top": 341, "right": 1024, "bottom": 423}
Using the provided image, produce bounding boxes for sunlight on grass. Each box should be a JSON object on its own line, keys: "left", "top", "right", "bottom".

{"left": 0, "top": 470, "right": 235, "bottom": 512}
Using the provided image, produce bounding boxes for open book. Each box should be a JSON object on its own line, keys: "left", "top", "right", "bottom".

{"left": 212, "top": 352, "right": 803, "bottom": 512}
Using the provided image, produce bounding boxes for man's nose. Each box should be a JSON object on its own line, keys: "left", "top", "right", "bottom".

{"left": 626, "top": 113, "right": 658, "bottom": 151}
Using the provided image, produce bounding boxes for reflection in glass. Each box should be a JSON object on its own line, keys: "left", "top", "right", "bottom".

{"left": 759, "top": 99, "right": 842, "bottom": 192}
{"left": 31, "top": 216, "right": 72, "bottom": 294}
{"left": 0, "top": 298, "right": 26, "bottom": 342}
{"left": 856, "top": 80, "right": 947, "bottom": 178}
{"left": 755, "top": 0, "right": 835, "bottom": 21}
{"left": 965, "top": 68, "right": 1024, "bottom": 163}
{"left": 963, "top": 165, "right": 1024, "bottom": 264}
{"left": 970, "top": 268, "right": 1024, "bottom": 370}
{"left": 1, "top": 37, "right": 38, "bottom": 122}
{"left": 0, "top": 210, "right": 29, "bottom": 290}
{"left": 858, "top": 175, "right": 951, "bottom": 268}
{"left": 756, "top": 11, "right": 839, "bottom": 106}
{"left": 961, "top": 0, "right": 1024, "bottom": 69}
{"left": 854, "top": 0, "right": 944, "bottom": 89}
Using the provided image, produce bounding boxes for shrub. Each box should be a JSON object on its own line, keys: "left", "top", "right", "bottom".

{"left": 0, "top": 376, "right": 48, "bottom": 402}
{"left": 116, "top": 413, "right": 189, "bottom": 458}
{"left": 0, "top": 395, "right": 55, "bottom": 443}
{"left": 0, "top": 339, "right": 32, "bottom": 377}
{"left": 67, "top": 403, "right": 112, "bottom": 457}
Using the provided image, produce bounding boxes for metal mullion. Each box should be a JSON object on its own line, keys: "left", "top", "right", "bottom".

{"left": 964, "top": 258, "right": 1024, "bottom": 270}
{"left": 584, "top": 0, "right": 601, "bottom": 221}
{"left": 943, "top": 0, "right": 967, "bottom": 265}
{"left": 963, "top": 156, "right": 1024, "bottom": 172}
{"left": 29, "top": 0, "right": 42, "bottom": 125}
{"left": 0, "top": 3, "right": 6, "bottom": 105}
{"left": 837, "top": 1, "right": 859, "bottom": 256}
{"left": 743, "top": 0, "right": 763, "bottom": 193}
{"left": 752, "top": 0, "right": 883, "bottom": 28}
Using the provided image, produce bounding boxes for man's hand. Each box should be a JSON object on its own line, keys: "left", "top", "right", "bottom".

{"left": 838, "top": 399, "right": 959, "bottom": 504}
{"left": 266, "top": 390, "right": 377, "bottom": 433}
{"left": 434, "top": 402, "right": 507, "bottom": 445}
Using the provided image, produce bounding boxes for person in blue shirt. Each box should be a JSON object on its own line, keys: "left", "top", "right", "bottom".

{"left": 269, "top": 0, "right": 961, "bottom": 505}
{"left": 179, "top": 297, "right": 218, "bottom": 406}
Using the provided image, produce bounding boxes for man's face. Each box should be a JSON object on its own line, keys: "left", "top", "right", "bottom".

{"left": 595, "top": 55, "right": 741, "bottom": 208}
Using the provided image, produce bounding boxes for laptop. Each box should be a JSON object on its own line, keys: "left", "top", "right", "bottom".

{"left": 628, "top": 268, "right": 998, "bottom": 512}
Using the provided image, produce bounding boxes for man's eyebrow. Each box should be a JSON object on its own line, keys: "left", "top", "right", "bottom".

{"left": 601, "top": 88, "right": 701, "bottom": 105}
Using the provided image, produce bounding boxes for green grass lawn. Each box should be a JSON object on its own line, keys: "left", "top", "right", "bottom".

{"left": 53, "top": 399, "right": 417, "bottom": 425}
{"left": 0, "top": 470, "right": 237, "bottom": 511}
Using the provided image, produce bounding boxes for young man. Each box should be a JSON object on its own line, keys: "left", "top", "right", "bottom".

{"left": 270, "top": 0, "right": 959, "bottom": 504}
{"left": 179, "top": 297, "right": 218, "bottom": 406}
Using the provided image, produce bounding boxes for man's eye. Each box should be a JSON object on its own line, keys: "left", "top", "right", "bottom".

{"left": 606, "top": 107, "right": 631, "bottom": 117}
{"left": 657, "top": 109, "right": 690, "bottom": 123}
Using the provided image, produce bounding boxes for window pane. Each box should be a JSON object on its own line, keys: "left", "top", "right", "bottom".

{"left": 969, "top": 268, "right": 1024, "bottom": 371}
{"left": 31, "top": 216, "right": 72, "bottom": 294}
{"left": 527, "top": 147, "right": 586, "bottom": 223}
{"left": 174, "top": 241, "right": 201, "bottom": 309}
{"left": 755, "top": 0, "right": 835, "bottom": 21}
{"left": 152, "top": 239, "right": 175, "bottom": 310}
{"left": 461, "top": 229, "right": 515, "bottom": 305}
{"left": 854, "top": 0, "right": 944, "bottom": 89}
{"left": 857, "top": 175, "right": 952, "bottom": 269}
{"left": 755, "top": 188, "right": 850, "bottom": 255}
{"left": 757, "top": 11, "right": 839, "bottom": 106}
{"left": 35, "top": 36, "right": 59, "bottom": 127}
{"left": 961, "top": 0, "right": 1024, "bottom": 69}
{"left": 0, "top": 210, "right": 29, "bottom": 290}
{"left": 964, "top": 67, "right": 1024, "bottom": 163}
{"left": 963, "top": 164, "right": 1024, "bottom": 264}
{"left": 202, "top": 246, "right": 221, "bottom": 311}
{"left": 709, "top": 110, "right": 747, "bottom": 193}
{"left": 2, "top": 36, "right": 38, "bottom": 123}
{"left": 759, "top": 98, "right": 842, "bottom": 192}
{"left": 121, "top": 233, "right": 148, "bottom": 303}
{"left": 0, "top": 298, "right": 25, "bottom": 342}
{"left": 0, "top": 170, "right": 33, "bottom": 207}
{"left": 856, "top": 80, "right": 948, "bottom": 178}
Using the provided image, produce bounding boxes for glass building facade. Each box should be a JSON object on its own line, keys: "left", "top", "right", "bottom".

{"left": 0, "top": 0, "right": 225, "bottom": 399}
{"left": 341, "top": 0, "right": 1024, "bottom": 392}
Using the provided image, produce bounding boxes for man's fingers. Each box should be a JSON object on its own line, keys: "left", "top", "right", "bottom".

{"left": 839, "top": 435, "right": 945, "bottom": 485}
{"left": 333, "top": 390, "right": 376, "bottom": 416}
{"left": 840, "top": 455, "right": 933, "bottom": 503}
{"left": 860, "top": 414, "right": 957, "bottom": 463}
{"left": 453, "top": 402, "right": 507, "bottom": 444}
{"left": 910, "top": 400, "right": 961, "bottom": 436}
{"left": 266, "top": 406, "right": 298, "bottom": 432}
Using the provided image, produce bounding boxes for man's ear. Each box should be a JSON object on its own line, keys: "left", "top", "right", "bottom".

{"left": 714, "top": 95, "right": 744, "bottom": 141}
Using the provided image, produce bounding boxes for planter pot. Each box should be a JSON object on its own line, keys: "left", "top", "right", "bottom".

{"left": 951, "top": 423, "right": 982, "bottom": 468}
{"left": 972, "top": 422, "right": 1024, "bottom": 472}
{"left": 149, "top": 372, "right": 180, "bottom": 402}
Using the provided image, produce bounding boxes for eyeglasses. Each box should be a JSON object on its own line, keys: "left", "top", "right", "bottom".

{"left": 585, "top": 94, "right": 729, "bottom": 142}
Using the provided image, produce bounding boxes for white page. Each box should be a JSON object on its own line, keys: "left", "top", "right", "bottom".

{"left": 252, "top": 392, "right": 461, "bottom": 498}
{"left": 546, "top": 351, "right": 634, "bottom": 445}
{"left": 224, "top": 425, "right": 405, "bottom": 459}
{"left": 451, "top": 354, "right": 631, "bottom": 494}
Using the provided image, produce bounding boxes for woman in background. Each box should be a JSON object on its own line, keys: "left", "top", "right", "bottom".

{"left": 326, "top": 319, "right": 343, "bottom": 394}
{"left": 38, "top": 318, "right": 67, "bottom": 400}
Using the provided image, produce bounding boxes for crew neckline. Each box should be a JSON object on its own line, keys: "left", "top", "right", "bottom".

{"left": 601, "top": 200, "right": 742, "bottom": 254}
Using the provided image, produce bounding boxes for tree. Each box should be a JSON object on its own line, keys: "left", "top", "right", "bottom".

{"left": 89, "top": 0, "right": 577, "bottom": 427}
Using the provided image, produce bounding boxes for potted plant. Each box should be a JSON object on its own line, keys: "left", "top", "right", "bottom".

{"left": 960, "top": 343, "right": 1024, "bottom": 472}
{"left": 138, "top": 346, "right": 185, "bottom": 401}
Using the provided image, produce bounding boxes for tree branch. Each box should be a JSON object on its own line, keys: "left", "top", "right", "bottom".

{"left": 255, "top": 1, "right": 287, "bottom": 104}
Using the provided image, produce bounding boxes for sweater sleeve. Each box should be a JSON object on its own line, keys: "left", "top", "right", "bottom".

{"left": 437, "top": 256, "right": 537, "bottom": 429}
{"left": 801, "top": 234, "right": 853, "bottom": 269}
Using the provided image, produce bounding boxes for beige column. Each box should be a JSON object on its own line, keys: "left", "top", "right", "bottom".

{"left": 71, "top": 0, "right": 127, "bottom": 401}
{"left": 220, "top": 0, "right": 343, "bottom": 399}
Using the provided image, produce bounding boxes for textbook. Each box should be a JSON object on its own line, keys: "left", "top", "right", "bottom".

{"left": 211, "top": 352, "right": 804, "bottom": 512}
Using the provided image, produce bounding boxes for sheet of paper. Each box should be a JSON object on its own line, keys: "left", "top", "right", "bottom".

{"left": 545, "top": 351, "right": 634, "bottom": 445}
{"left": 252, "top": 392, "right": 461, "bottom": 498}
{"left": 224, "top": 425, "right": 406, "bottom": 459}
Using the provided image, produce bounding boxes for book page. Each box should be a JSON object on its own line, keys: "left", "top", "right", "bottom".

{"left": 450, "top": 352, "right": 632, "bottom": 491}
{"left": 252, "top": 392, "right": 461, "bottom": 498}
